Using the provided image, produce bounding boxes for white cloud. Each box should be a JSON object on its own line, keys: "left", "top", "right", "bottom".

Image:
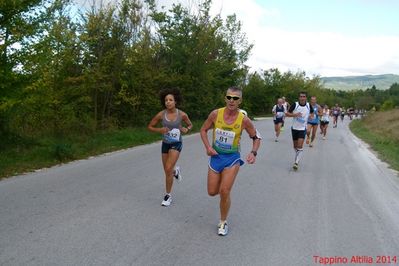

{"left": 209, "top": 0, "right": 399, "bottom": 77}
{"left": 248, "top": 29, "right": 399, "bottom": 77}
{"left": 74, "top": 0, "right": 399, "bottom": 77}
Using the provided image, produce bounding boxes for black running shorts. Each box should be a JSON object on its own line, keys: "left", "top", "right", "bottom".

{"left": 291, "top": 128, "right": 306, "bottom": 140}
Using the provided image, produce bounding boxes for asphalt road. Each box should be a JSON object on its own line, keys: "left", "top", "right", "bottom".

{"left": 1, "top": 117, "right": 399, "bottom": 266}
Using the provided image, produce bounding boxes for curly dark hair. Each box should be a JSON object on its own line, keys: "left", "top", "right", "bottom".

{"left": 159, "top": 88, "right": 182, "bottom": 108}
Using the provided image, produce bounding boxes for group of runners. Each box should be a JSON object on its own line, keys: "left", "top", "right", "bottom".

{"left": 271, "top": 95, "right": 358, "bottom": 171}
{"left": 147, "top": 87, "right": 348, "bottom": 236}
{"left": 148, "top": 87, "right": 260, "bottom": 236}
{"left": 330, "top": 105, "right": 364, "bottom": 126}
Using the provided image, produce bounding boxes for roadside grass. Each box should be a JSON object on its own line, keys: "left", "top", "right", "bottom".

{"left": 350, "top": 109, "right": 399, "bottom": 173}
{"left": 0, "top": 121, "right": 202, "bottom": 179}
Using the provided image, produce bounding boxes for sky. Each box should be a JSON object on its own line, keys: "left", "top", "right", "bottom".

{"left": 75, "top": 0, "right": 399, "bottom": 77}
{"left": 207, "top": 0, "right": 399, "bottom": 77}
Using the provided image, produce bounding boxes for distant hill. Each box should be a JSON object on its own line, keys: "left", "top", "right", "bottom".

{"left": 321, "top": 74, "right": 399, "bottom": 91}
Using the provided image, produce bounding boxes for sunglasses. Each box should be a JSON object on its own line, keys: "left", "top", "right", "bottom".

{"left": 225, "top": 95, "right": 240, "bottom": 101}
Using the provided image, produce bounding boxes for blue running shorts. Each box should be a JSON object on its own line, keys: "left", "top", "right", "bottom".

{"left": 273, "top": 118, "right": 284, "bottom": 125}
{"left": 209, "top": 153, "right": 244, "bottom": 173}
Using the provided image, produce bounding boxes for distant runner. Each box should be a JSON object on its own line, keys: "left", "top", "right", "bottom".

{"left": 348, "top": 107, "right": 354, "bottom": 120}
{"left": 320, "top": 104, "right": 330, "bottom": 140}
{"left": 305, "top": 96, "right": 322, "bottom": 147}
{"left": 340, "top": 107, "right": 345, "bottom": 122}
{"left": 281, "top": 96, "right": 290, "bottom": 131}
{"left": 332, "top": 103, "right": 340, "bottom": 128}
{"left": 272, "top": 98, "right": 286, "bottom": 142}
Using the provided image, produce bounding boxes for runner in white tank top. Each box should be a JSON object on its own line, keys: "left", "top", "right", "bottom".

{"left": 285, "top": 92, "right": 314, "bottom": 170}
{"left": 320, "top": 104, "right": 330, "bottom": 140}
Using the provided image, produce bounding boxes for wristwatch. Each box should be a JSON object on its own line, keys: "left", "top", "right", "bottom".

{"left": 251, "top": 150, "right": 257, "bottom": 156}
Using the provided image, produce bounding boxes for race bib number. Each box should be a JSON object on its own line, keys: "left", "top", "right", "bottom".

{"left": 295, "top": 112, "right": 306, "bottom": 124}
{"left": 276, "top": 111, "right": 284, "bottom": 118}
{"left": 164, "top": 128, "right": 181, "bottom": 142}
{"left": 215, "top": 128, "right": 235, "bottom": 150}
{"left": 296, "top": 117, "right": 305, "bottom": 123}
{"left": 321, "top": 113, "right": 329, "bottom": 121}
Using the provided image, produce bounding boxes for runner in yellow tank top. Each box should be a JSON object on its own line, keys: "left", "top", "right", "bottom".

{"left": 212, "top": 107, "right": 244, "bottom": 154}
{"left": 200, "top": 86, "right": 262, "bottom": 236}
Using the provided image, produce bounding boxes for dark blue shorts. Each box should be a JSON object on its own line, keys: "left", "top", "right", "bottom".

{"left": 274, "top": 118, "right": 284, "bottom": 125}
{"left": 209, "top": 153, "right": 244, "bottom": 174}
{"left": 307, "top": 121, "right": 319, "bottom": 126}
{"left": 291, "top": 128, "right": 306, "bottom": 141}
{"left": 162, "top": 141, "right": 182, "bottom": 154}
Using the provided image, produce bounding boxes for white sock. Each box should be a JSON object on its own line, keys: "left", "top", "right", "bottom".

{"left": 295, "top": 149, "right": 303, "bottom": 164}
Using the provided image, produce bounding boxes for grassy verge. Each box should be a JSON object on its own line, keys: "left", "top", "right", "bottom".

{"left": 349, "top": 109, "right": 399, "bottom": 173}
{"left": 0, "top": 121, "right": 202, "bottom": 179}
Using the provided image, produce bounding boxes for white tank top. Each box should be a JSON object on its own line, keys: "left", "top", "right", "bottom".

{"left": 292, "top": 102, "right": 310, "bottom": 130}
{"left": 321, "top": 109, "right": 330, "bottom": 122}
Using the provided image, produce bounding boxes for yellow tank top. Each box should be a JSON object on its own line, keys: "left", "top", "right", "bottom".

{"left": 212, "top": 107, "right": 244, "bottom": 154}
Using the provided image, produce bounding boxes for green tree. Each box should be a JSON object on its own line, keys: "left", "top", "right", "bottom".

{"left": 0, "top": 0, "right": 255, "bottom": 148}
{"left": 80, "top": 3, "right": 130, "bottom": 129}
{"left": 381, "top": 99, "right": 395, "bottom": 111}
{"left": 244, "top": 72, "right": 268, "bottom": 115}
{"left": 0, "top": 0, "right": 63, "bottom": 142}
{"left": 13, "top": 0, "right": 90, "bottom": 137}
{"left": 150, "top": 1, "right": 252, "bottom": 119}
{"left": 244, "top": 68, "right": 324, "bottom": 115}
{"left": 387, "top": 83, "right": 399, "bottom": 107}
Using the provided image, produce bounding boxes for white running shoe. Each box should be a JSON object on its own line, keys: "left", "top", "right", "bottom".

{"left": 323, "top": 136, "right": 326, "bottom": 140}
{"left": 218, "top": 221, "right": 228, "bottom": 236}
{"left": 161, "top": 194, "right": 172, "bottom": 207}
{"left": 174, "top": 166, "right": 182, "bottom": 182}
